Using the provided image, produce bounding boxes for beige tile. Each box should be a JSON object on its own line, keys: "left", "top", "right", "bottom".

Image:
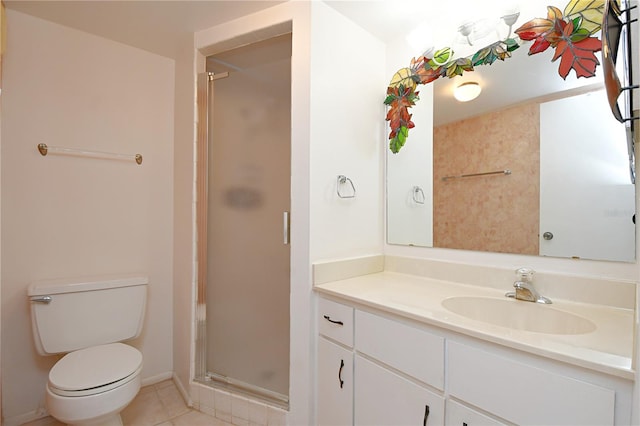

{"left": 21, "top": 416, "right": 65, "bottom": 426}
{"left": 231, "top": 395, "right": 249, "bottom": 421}
{"left": 154, "top": 379, "right": 176, "bottom": 390}
{"left": 266, "top": 407, "right": 287, "bottom": 426}
{"left": 214, "top": 390, "right": 232, "bottom": 417}
{"left": 248, "top": 401, "right": 267, "bottom": 426}
{"left": 138, "top": 383, "right": 158, "bottom": 395}
{"left": 157, "top": 382, "right": 190, "bottom": 419}
{"left": 200, "top": 404, "right": 216, "bottom": 417}
{"left": 172, "top": 410, "right": 232, "bottom": 426}
{"left": 216, "top": 410, "right": 233, "bottom": 424}
{"left": 231, "top": 418, "right": 249, "bottom": 426}
{"left": 121, "top": 388, "right": 170, "bottom": 426}
{"left": 199, "top": 385, "right": 215, "bottom": 411}
{"left": 190, "top": 383, "right": 201, "bottom": 406}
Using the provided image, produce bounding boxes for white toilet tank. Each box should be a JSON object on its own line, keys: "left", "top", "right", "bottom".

{"left": 28, "top": 275, "right": 148, "bottom": 356}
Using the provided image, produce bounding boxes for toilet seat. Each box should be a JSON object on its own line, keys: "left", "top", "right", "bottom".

{"left": 48, "top": 342, "right": 142, "bottom": 397}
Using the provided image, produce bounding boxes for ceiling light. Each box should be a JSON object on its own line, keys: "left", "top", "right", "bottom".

{"left": 454, "top": 82, "right": 482, "bottom": 102}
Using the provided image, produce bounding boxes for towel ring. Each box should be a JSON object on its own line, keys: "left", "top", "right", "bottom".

{"left": 337, "top": 175, "right": 356, "bottom": 198}
{"left": 412, "top": 186, "right": 425, "bottom": 204}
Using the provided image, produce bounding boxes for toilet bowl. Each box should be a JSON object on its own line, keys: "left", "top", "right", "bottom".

{"left": 46, "top": 343, "right": 143, "bottom": 426}
{"left": 28, "top": 275, "right": 148, "bottom": 426}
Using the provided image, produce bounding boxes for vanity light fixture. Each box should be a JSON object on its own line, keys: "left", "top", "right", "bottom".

{"left": 454, "top": 81, "right": 482, "bottom": 102}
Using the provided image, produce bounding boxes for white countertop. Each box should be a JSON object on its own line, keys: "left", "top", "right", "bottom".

{"left": 315, "top": 271, "right": 635, "bottom": 380}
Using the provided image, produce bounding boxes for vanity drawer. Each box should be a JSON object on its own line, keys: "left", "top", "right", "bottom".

{"left": 318, "top": 297, "right": 354, "bottom": 347}
{"left": 448, "top": 341, "right": 615, "bottom": 425}
{"left": 355, "top": 310, "right": 444, "bottom": 390}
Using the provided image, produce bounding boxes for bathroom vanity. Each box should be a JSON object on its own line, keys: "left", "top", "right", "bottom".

{"left": 314, "top": 257, "right": 635, "bottom": 425}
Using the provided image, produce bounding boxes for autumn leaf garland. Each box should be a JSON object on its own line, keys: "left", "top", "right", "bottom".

{"left": 385, "top": 0, "right": 605, "bottom": 154}
{"left": 514, "top": 2, "right": 603, "bottom": 79}
{"left": 385, "top": 85, "right": 419, "bottom": 154}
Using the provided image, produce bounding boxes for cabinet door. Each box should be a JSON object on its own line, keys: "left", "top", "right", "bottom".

{"left": 446, "top": 400, "right": 508, "bottom": 426}
{"left": 448, "top": 341, "right": 615, "bottom": 426}
{"left": 318, "top": 337, "right": 353, "bottom": 426}
{"left": 355, "top": 355, "right": 444, "bottom": 425}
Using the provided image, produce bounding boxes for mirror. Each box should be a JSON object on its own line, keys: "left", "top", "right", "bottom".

{"left": 386, "top": 0, "right": 636, "bottom": 262}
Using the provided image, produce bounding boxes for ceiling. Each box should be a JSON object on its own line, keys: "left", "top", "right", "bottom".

{"left": 6, "top": 0, "right": 604, "bottom": 125}
{"left": 4, "top": 1, "right": 286, "bottom": 59}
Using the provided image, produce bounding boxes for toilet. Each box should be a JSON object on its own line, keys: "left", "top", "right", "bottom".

{"left": 28, "top": 275, "right": 148, "bottom": 426}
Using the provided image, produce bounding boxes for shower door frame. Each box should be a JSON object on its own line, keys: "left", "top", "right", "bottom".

{"left": 194, "top": 45, "right": 292, "bottom": 408}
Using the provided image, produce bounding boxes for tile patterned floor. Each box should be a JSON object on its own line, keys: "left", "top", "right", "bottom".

{"left": 22, "top": 380, "right": 233, "bottom": 426}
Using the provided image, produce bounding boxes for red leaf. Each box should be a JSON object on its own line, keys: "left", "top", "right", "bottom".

{"left": 516, "top": 6, "right": 568, "bottom": 55}
{"left": 529, "top": 38, "right": 551, "bottom": 54}
{"left": 385, "top": 86, "right": 419, "bottom": 142}
{"left": 415, "top": 66, "right": 442, "bottom": 84}
{"left": 552, "top": 36, "right": 602, "bottom": 79}
{"left": 515, "top": 18, "right": 553, "bottom": 40}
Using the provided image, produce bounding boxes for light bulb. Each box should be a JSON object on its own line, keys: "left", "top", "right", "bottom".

{"left": 454, "top": 82, "right": 482, "bottom": 102}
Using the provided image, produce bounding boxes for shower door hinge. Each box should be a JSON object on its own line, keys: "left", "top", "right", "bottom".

{"left": 208, "top": 71, "right": 230, "bottom": 81}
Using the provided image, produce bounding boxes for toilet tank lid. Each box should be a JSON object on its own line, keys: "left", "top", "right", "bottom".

{"left": 28, "top": 274, "right": 148, "bottom": 296}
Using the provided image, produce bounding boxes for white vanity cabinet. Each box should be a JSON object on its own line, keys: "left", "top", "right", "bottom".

{"left": 317, "top": 297, "right": 446, "bottom": 425}
{"left": 317, "top": 298, "right": 354, "bottom": 426}
{"left": 316, "top": 295, "right": 632, "bottom": 426}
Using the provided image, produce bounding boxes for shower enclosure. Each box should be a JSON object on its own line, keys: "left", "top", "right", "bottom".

{"left": 196, "top": 33, "right": 292, "bottom": 407}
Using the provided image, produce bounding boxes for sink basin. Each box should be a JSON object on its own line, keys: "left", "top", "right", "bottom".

{"left": 442, "top": 296, "right": 596, "bottom": 335}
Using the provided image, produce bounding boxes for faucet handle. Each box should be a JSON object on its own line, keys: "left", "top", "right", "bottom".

{"left": 515, "top": 267, "right": 534, "bottom": 282}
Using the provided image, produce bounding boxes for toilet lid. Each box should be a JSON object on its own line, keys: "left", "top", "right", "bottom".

{"left": 49, "top": 342, "right": 142, "bottom": 392}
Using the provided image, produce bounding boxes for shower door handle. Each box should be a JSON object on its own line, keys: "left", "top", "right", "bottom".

{"left": 283, "top": 211, "right": 290, "bottom": 245}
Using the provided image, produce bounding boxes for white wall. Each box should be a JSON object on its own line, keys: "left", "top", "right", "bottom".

{"left": 1, "top": 11, "right": 175, "bottom": 423}
{"left": 0, "top": 4, "right": 4, "bottom": 422}
{"left": 172, "top": 30, "right": 197, "bottom": 400}
{"left": 309, "top": 2, "right": 386, "bottom": 262}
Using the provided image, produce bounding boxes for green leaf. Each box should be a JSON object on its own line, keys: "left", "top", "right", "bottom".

{"left": 570, "top": 28, "right": 590, "bottom": 43}
{"left": 571, "top": 15, "right": 583, "bottom": 31}
{"left": 389, "top": 126, "right": 409, "bottom": 154}
{"left": 428, "top": 47, "right": 453, "bottom": 68}
{"left": 505, "top": 38, "right": 520, "bottom": 52}
{"left": 471, "top": 47, "right": 491, "bottom": 65}
{"left": 389, "top": 136, "right": 401, "bottom": 154}
{"left": 383, "top": 94, "right": 395, "bottom": 105}
{"left": 445, "top": 58, "right": 474, "bottom": 77}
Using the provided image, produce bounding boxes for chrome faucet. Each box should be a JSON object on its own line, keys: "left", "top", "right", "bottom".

{"left": 505, "top": 267, "right": 552, "bottom": 304}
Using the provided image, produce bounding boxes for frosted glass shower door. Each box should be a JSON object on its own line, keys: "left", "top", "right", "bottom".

{"left": 205, "top": 34, "right": 291, "bottom": 401}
